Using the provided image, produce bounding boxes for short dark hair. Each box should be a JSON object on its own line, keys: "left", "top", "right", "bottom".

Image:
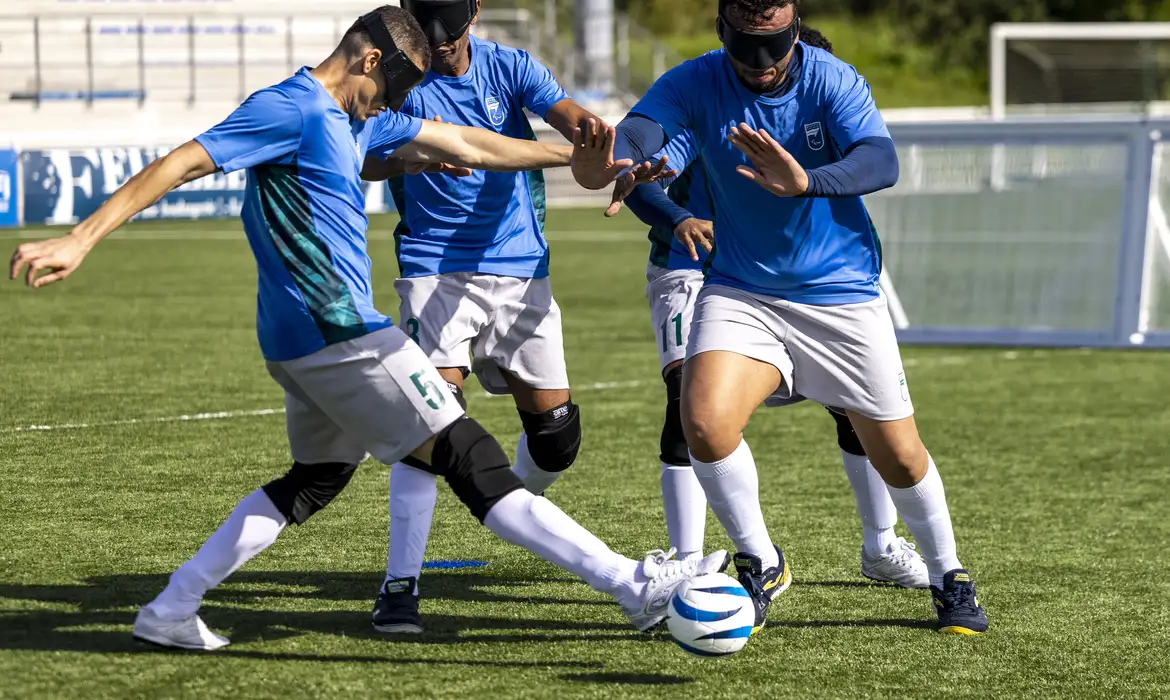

{"left": 341, "top": 5, "right": 431, "bottom": 73}
{"left": 800, "top": 25, "right": 833, "bottom": 54}
{"left": 725, "top": 0, "right": 799, "bottom": 25}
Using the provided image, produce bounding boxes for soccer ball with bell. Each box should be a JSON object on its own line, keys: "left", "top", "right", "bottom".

{"left": 666, "top": 572, "right": 755, "bottom": 657}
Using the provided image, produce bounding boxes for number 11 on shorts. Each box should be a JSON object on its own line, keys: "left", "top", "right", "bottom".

{"left": 410, "top": 369, "right": 447, "bottom": 410}
{"left": 661, "top": 312, "right": 683, "bottom": 352}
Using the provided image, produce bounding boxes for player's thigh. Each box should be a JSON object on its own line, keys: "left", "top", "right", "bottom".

{"left": 502, "top": 373, "right": 571, "bottom": 413}
{"left": 682, "top": 286, "right": 788, "bottom": 458}
{"left": 645, "top": 265, "right": 704, "bottom": 375}
{"left": 395, "top": 273, "right": 485, "bottom": 373}
{"left": 475, "top": 276, "right": 569, "bottom": 396}
{"left": 273, "top": 326, "right": 465, "bottom": 468}
{"left": 266, "top": 362, "right": 368, "bottom": 465}
{"left": 781, "top": 294, "right": 915, "bottom": 423}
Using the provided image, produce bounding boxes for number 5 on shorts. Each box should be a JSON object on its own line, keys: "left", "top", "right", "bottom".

{"left": 410, "top": 369, "right": 447, "bottom": 410}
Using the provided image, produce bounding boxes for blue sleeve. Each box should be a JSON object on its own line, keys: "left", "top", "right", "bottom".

{"left": 515, "top": 51, "right": 570, "bottom": 117}
{"left": 653, "top": 130, "right": 699, "bottom": 172}
{"left": 625, "top": 130, "right": 703, "bottom": 228}
{"left": 195, "top": 88, "right": 302, "bottom": 173}
{"left": 803, "top": 136, "right": 898, "bottom": 197}
{"left": 366, "top": 110, "right": 425, "bottom": 160}
{"left": 824, "top": 64, "right": 890, "bottom": 148}
{"left": 614, "top": 62, "right": 695, "bottom": 164}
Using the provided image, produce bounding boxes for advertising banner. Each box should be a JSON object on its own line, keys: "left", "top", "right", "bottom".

{"left": 0, "top": 150, "right": 18, "bottom": 228}
{"left": 19, "top": 146, "right": 395, "bottom": 226}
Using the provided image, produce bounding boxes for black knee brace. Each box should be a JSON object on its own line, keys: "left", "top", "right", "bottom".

{"left": 432, "top": 417, "right": 523, "bottom": 522}
{"left": 518, "top": 402, "right": 582, "bottom": 473}
{"left": 262, "top": 461, "right": 359, "bottom": 525}
{"left": 827, "top": 408, "right": 866, "bottom": 457}
{"left": 660, "top": 365, "right": 689, "bottom": 466}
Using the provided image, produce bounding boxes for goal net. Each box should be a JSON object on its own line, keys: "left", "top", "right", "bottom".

{"left": 991, "top": 23, "right": 1170, "bottom": 118}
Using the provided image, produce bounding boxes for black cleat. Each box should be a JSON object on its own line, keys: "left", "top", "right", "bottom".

{"left": 372, "top": 577, "right": 423, "bottom": 634}
{"left": 733, "top": 544, "right": 792, "bottom": 633}
{"left": 932, "top": 569, "right": 988, "bottom": 635}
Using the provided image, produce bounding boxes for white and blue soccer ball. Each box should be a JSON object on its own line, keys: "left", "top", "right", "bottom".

{"left": 666, "top": 572, "right": 755, "bottom": 657}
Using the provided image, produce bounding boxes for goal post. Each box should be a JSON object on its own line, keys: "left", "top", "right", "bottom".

{"left": 990, "top": 22, "right": 1170, "bottom": 120}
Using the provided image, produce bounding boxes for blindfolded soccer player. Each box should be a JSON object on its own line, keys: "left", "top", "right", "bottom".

{"left": 359, "top": 0, "right": 619, "bottom": 635}
{"left": 583, "top": 0, "right": 989, "bottom": 636}
{"left": 10, "top": 5, "right": 708, "bottom": 652}
{"left": 622, "top": 25, "right": 932, "bottom": 595}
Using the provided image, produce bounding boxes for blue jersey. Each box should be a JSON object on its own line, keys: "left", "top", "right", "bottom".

{"left": 390, "top": 36, "right": 569, "bottom": 279}
{"left": 648, "top": 131, "right": 712, "bottom": 272}
{"left": 631, "top": 44, "right": 889, "bottom": 303}
{"left": 196, "top": 68, "right": 421, "bottom": 361}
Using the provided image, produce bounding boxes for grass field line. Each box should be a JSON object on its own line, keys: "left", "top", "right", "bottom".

{"left": 0, "top": 229, "right": 639, "bottom": 242}
{"left": 2, "top": 353, "right": 1025, "bottom": 434}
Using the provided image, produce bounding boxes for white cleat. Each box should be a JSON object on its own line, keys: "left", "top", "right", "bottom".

{"left": 861, "top": 538, "right": 930, "bottom": 589}
{"left": 624, "top": 547, "right": 730, "bottom": 632}
{"left": 132, "top": 607, "right": 230, "bottom": 651}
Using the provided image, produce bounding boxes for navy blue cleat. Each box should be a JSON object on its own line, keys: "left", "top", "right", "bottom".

{"left": 733, "top": 545, "right": 792, "bottom": 633}
{"left": 932, "top": 569, "right": 988, "bottom": 635}
{"left": 372, "top": 577, "right": 423, "bottom": 634}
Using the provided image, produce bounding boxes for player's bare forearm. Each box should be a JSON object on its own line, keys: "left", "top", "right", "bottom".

{"left": 544, "top": 98, "right": 600, "bottom": 144}
{"left": 361, "top": 155, "right": 408, "bottom": 181}
{"left": 398, "top": 120, "right": 572, "bottom": 172}
{"left": 72, "top": 141, "right": 217, "bottom": 246}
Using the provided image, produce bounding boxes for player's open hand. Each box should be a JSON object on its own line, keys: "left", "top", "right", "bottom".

{"left": 728, "top": 122, "right": 809, "bottom": 197}
{"left": 673, "top": 218, "right": 714, "bottom": 261}
{"left": 9, "top": 234, "right": 92, "bottom": 289}
{"left": 603, "top": 156, "right": 675, "bottom": 218}
{"left": 570, "top": 118, "right": 634, "bottom": 190}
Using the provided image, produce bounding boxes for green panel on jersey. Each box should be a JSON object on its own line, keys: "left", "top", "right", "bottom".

{"left": 522, "top": 120, "right": 548, "bottom": 232}
{"left": 387, "top": 176, "right": 410, "bottom": 274}
{"left": 647, "top": 162, "right": 698, "bottom": 268}
{"left": 254, "top": 163, "right": 367, "bottom": 346}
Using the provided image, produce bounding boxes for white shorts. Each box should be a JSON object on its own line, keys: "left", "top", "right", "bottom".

{"left": 266, "top": 327, "right": 465, "bottom": 466}
{"left": 645, "top": 264, "right": 704, "bottom": 372}
{"left": 394, "top": 273, "right": 569, "bottom": 395}
{"left": 686, "top": 285, "right": 914, "bottom": 421}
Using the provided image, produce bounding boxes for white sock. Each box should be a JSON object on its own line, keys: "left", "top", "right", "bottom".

{"left": 385, "top": 463, "right": 438, "bottom": 595}
{"left": 510, "top": 433, "right": 563, "bottom": 495}
{"left": 483, "top": 489, "right": 640, "bottom": 607}
{"left": 690, "top": 440, "right": 778, "bottom": 569}
{"left": 841, "top": 451, "right": 898, "bottom": 555}
{"left": 661, "top": 463, "right": 706, "bottom": 559}
{"left": 884, "top": 457, "right": 963, "bottom": 588}
{"left": 146, "top": 489, "right": 286, "bottom": 621}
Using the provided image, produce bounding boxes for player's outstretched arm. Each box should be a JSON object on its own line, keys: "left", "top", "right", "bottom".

{"left": 361, "top": 155, "right": 473, "bottom": 181}
{"left": 392, "top": 119, "right": 574, "bottom": 172}
{"left": 9, "top": 141, "right": 217, "bottom": 288}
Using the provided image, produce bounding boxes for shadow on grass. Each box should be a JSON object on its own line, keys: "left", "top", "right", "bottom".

{"left": 0, "top": 569, "right": 645, "bottom": 662}
{"left": 772, "top": 618, "right": 935, "bottom": 630}
{"left": 561, "top": 672, "right": 694, "bottom": 685}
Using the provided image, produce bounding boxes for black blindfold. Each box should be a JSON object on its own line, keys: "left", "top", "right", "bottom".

{"left": 360, "top": 11, "right": 425, "bottom": 101}
{"left": 717, "top": 8, "right": 800, "bottom": 70}
{"left": 402, "top": 0, "right": 475, "bottom": 47}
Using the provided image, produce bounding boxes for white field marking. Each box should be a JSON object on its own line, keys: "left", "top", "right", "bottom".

{"left": 2, "top": 351, "right": 1046, "bottom": 433}
{"left": 3, "top": 408, "right": 285, "bottom": 434}
{"left": 0, "top": 229, "right": 637, "bottom": 243}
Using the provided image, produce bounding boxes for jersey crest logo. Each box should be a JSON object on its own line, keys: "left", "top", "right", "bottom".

{"left": 804, "top": 122, "right": 825, "bottom": 151}
{"left": 486, "top": 96, "right": 506, "bottom": 126}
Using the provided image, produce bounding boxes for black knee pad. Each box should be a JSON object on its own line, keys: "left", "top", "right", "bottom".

{"left": 827, "top": 408, "right": 866, "bottom": 457}
{"left": 518, "top": 402, "right": 582, "bottom": 473}
{"left": 262, "top": 461, "right": 359, "bottom": 525}
{"left": 660, "top": 365, "right": 689, "bottom": 466}
{"left": 432, "top": 417, "right": 523, "bottom": 522}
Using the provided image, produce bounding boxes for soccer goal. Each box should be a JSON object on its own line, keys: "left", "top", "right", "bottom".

{"left": 990, "top": 22, "right": 1170, "bottom": 119}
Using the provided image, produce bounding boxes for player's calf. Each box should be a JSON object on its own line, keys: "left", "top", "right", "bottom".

{"left": 659, "top": 363, "right": 706, "bottom": 561}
